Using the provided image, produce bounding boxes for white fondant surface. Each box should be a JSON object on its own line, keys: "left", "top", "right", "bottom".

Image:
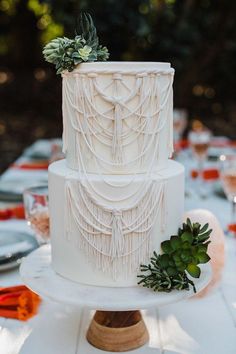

{"left": 62, "top": 61, "right": 174, "bottom": 174}
{"left": 48, "top": 159, "right": 184, "bottom": 287}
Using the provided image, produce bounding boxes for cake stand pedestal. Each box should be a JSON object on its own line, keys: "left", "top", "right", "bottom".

{"left": 20, "top": 245, "right": 211, "bottom": 353}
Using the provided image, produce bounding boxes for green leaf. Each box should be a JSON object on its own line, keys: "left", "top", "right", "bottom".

{"left": 180, "top": 253, "right": 190, "bottom": 263}
{"left": 74, "top": 59, "right": 82, "bottom": 65}
{"left": 77, "top": 13, "right": 99, "bottom": 49}
{"left": 197, "top": 253, "right": 211, "bottom": 264}
{"left": 159, "top": 254, "right": 170, "bottom": 268}
{"left": 166, "top": 267, "right": 178, "bottom": 276}
{"left": 181, "top": 232, "right": 193, "bottom": 244}
{"left": 197, "top": 244, "right": 208, "bottom": 252}
{"left": 173, "top": 254, "right": 181, "bottom": 262}
{"left": 186, "top": 264, "right": 201, "bottom": 278}
{"left": 161, "top": 240, "right": 172, "bottom": 254}
{"left": 72, "top": 52, "right": 81, "bottom": 58}
{"left": 186, "top": 218, "right": 192, "bottom": 229}
{"left": 193, "top": 222, "right": 201, "bottom": 231}
{"left": 170, "top": 236, "right": 181, "bottom": 250}
{"left": 197, "top": 230, "right": 212, "bottom": 242}
{"left": 88, "top": 53, "right": 98, "bottom": 61}
{"left": 199, "top": 223, "right": 209, "bottom": 233}
{"left": 177, "top": 264, "right": 187, "bottom": 272}
{"left": 182, "top": 241, "right": 191, "bottom": 249}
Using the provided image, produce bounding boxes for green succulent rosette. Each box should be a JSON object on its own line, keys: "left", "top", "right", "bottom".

{"left": 43, "top": 13, "right": 109, "bottom": 74}
{"left": 138, "top": 218, "right": 212, "bottom": 293}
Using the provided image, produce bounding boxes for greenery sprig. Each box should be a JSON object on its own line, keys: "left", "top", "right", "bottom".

{"left": 43, "top": 13, "right": 109, "bottom": 74}
{"left": 138, "top": 218, "right": 212, "bottom": 293}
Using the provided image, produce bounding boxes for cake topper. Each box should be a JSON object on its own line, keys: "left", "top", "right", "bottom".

{"left": 43, "top": 13, "right": 109, "bottom": 74}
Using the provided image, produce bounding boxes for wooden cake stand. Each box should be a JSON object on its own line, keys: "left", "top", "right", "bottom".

{"left": 20, "top": 245, "right": 211, "bottom": 352}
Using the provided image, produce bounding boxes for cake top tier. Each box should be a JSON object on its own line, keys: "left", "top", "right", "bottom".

{"left": 62, "top": 61, "right": 172, "bottom": 74}
{"left": 62, "top": 61, "right": 174, "bottom": 175}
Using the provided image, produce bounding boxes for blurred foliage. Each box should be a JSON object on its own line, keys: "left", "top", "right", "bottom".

{"left": 0, "top": 0, "right": 236, "bottom": 140}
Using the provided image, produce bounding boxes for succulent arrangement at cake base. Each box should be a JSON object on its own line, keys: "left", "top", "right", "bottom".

{"left": 138, "top": 218, "right": 212, "bottom": 293}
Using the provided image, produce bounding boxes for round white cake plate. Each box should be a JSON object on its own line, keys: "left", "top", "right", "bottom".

{"left": 20, "top": 244, "right": 212, "bottom": 311}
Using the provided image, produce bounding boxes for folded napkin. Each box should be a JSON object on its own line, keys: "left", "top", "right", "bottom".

{"left": 228, "top": 223, "right": 236, "bottom": 233}
{"left": 11, "top": 161, "right": 49, "bottom": 170}
{"left": 0, "top": 285, "right": 41, "bottom": 321}
{"left": 190, "top": 168, "right": 219, "bottom": 180}
{"left": 0, "top": 204, "right": 25, "bottom": 220}
{"left": 174, "top": 139, "right": 189, "bottom": 151}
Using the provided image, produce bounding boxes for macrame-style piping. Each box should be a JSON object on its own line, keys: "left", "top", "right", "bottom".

{"left": 62, "top": 68, "right": 174, "bottom": 279}
{"left": 65, "top": 179, "right": 166, "bottom": 277}
{"left": 63, "top": 71, "right": 173, "bottom": 168}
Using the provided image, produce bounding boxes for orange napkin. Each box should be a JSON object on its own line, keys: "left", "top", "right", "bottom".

{"left": 190, "top": 168, "right": 219, "bottom": 180}
{"left": 0, "top": 285, "right": 41, "bottom": 321}
{"left": 228, "top": 224, "right": 236, "bottom": 233}
{"left": 0, "top": 205, "right": 25, "bottom": 220}
{"left": 174, "top": 139, "right": 189, "bottom": 151}
{"left": 11, "top": 162, "right": 49, "bottom": 170}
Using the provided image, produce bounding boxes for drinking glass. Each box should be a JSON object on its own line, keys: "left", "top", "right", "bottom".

{"left": 219, "top": 154, "right": 236, "bottom": 235}
{"left": 188, "top": 129, "right": 211, "bottom": 197}
{"left": 173, "top": 109, "right": 187, "bottom": 155}
{"left": 23, "top": 185, "right": 50, "bottom": 245}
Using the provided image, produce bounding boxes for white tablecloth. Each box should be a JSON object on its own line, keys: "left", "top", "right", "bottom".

{"left": 0, "top": 141, "right": 235, "bottom": 354}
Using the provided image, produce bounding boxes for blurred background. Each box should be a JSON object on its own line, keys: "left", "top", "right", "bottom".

{"left": 0, "top": 0, "right": 236, "bottom": 172}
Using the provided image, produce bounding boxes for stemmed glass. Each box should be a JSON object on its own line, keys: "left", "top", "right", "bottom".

{"left": 173, "top": 109, "right": 187, "bottom": 156}
{"left": 188, "top": 129, "right": 211, "bottom": 197}
{"left": 23, "top": 185, "right": 50, "bottom": 245}
{"left": 219, "top": 154, "right": 236, "bottom": 235}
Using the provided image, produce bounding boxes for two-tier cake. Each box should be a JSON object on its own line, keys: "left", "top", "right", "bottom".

{"left": 48, "top": 61, "right": 184, "bottom": 287}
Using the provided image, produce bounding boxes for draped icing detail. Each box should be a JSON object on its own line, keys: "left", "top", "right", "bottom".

{"left": 61, "top": 67, "right": 174, "bottom": 279}
{"left": 65, "top": 179, "right": 166, "bottom": 278}
{"left": 62, "top": 69, "right": 174, "bottom": 172}
{"left": 112, "top": 102, "right": 123, "bottom": 163}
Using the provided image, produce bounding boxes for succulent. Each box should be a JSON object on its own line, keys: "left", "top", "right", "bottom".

{"left": 138, "top": 218, "right": 212, "bottom": 293}
{"left": 178, "top": 217, "right": 212, "bottom": 246}
{"left": 43, "top": 13, "right": 109, "bottom": 74}
{"left": 138, "top": 252, "right": 196, "bottom": 293}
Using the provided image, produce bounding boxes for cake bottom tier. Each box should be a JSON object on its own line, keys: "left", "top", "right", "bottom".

{"left": 48, "top": 160, "right": 184, "bottom": 287}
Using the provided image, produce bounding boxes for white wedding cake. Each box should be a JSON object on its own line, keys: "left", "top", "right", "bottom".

{"left": 48, "top": 61, "right": 184, "bottom": 287}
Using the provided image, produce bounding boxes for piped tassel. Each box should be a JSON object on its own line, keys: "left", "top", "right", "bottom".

{"left": 168, "top": 87, "right": 174, "bottom": 158}
{"left": 112, "top": 103, "right": 123, "bottom": 163}
{"left": 62, "top": 78, "right": 68, "bottom": 154}
{"left": 161, "top": 181, "right": 167, "bottom": 232}
{"left": 65, "top": 181, "right": 72, "bottom": 241}
{"left": 110, "top": 209, "right": 124, "bottom": 259}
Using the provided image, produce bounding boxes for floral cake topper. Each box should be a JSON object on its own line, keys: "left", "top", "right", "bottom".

{"left": 43, "top": 13, "right": 109, "bottom": 74}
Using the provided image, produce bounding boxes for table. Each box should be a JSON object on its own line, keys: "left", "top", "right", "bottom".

{"left": 0, "top": 140, "right": 236, "bottom": 354}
